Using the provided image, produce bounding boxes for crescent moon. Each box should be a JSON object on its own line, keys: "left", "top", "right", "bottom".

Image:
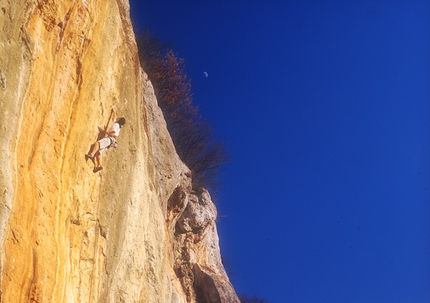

{"left": 203, "top": 71, "right": 208, "bottom": 78}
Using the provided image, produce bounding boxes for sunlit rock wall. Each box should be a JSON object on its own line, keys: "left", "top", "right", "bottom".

{"left": 0, "top": 0, "right": 238, "bottom": 302}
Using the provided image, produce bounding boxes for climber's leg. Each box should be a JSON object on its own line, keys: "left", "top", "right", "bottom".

{"left": 87, "top": 142, "right": 100, "bottom": 158}
{"left": 93, "top": 152, "right": 103, "bottom": 172}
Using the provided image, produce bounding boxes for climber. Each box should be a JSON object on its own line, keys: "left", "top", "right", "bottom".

{"left": 86, "top": 107, "right": 126, "bottom": 173}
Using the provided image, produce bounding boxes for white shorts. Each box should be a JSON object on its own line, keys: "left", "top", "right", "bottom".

{"left": 98, "top": 137, "right": 111, "bottom": 154}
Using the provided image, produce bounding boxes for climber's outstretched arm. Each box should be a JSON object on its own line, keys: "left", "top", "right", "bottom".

{"left": 111, "top": 107, "right": 118, "bottom": 121}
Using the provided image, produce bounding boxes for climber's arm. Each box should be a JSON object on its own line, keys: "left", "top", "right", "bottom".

{"left": 98, "top": 126, "right": 115, "bottom": 137}
{"left": 97, "top": 126, "right": 113, "bottom": 137}
{"left": 111, "top": 107, "right": 118, "bottom": 121}
{"left": 105, "top": 130, "right": 116, "bottom": 137}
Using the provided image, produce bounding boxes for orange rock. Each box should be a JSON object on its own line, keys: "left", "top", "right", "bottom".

{"left": 0, "top": 1, "right": 238, "bottom": 302}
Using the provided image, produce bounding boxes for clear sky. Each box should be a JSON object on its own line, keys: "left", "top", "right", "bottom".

{"left": 129, "top": 1, "right": 430, "bottom": 302}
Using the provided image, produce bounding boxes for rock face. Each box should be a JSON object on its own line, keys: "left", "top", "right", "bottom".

{"left": 0, "top": 1, "right": 239, "bottom": 302}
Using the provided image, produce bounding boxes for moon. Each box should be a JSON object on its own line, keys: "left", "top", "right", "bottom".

{"left": 203, "top": 71, "right": 208, "bottom": 78}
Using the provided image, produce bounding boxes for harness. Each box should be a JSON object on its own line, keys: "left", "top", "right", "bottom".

{"left": 108, "top": 136, "right": 118, "bottom": 148}
{"left": 104, "top": 121, "right": 120, "bottom": 149}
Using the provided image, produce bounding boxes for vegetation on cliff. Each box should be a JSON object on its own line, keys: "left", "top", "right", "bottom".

{"left": 137, "top": 30, "right": 228, "bottom": 189}
{"left": 239, "top": 294, "right": 270, "bottom": 303}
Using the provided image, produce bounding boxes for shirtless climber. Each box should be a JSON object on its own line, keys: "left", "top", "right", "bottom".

{"left": 86, "top": 107, "right": 126, "bottom": 172}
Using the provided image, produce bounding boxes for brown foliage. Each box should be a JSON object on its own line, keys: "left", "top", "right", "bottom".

{"left": 239, "top": 294, "right": 270, "bottom": 303}
{"left": 137, "top": 30, "right": 228, "bottom": 189}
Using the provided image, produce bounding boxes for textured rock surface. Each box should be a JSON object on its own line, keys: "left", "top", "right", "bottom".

{"left": 0, "top": 1, "right": 238, "bottom": 302}
{"left": 171, "top": 187, "right": 238, "bottom": 303}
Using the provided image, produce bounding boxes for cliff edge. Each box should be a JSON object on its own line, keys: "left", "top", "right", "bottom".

{"left": 0, "top": 1, "right": 239, "bottom": 302}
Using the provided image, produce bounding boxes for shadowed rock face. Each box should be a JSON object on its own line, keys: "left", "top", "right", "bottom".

{"left": 0, "top": 1, "right": 239, "bottom": 302}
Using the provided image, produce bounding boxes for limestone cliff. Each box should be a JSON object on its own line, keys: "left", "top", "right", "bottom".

{"left": 0, "top": 1, "right": 239, "bottom": 302}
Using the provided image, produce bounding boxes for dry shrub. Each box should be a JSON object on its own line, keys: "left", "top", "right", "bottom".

{"left": 137, "top": 30, "right": 228, "bottom": 189}
{"left": 238, "top": 294, "right": 270, "bottom": 303}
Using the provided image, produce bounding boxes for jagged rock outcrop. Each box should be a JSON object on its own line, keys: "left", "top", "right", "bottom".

{"left": 0, "top": 1, "right": 239, "bottom": 302}
{"left": 170, "top": 187, "right": 238, "bottom": 303}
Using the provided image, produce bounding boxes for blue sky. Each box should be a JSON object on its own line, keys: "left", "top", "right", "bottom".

{"left": 129, "top": 1, "right": 430, "bottom": 302}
